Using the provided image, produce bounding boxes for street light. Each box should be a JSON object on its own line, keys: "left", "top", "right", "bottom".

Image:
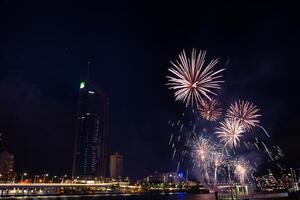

{"left": 21, "top": 172, "right": 27, "bottom": 182}
{"left": 34, "top": 175, "right": 39, "bottom": 183}
{"left": 62, "top": 174, "right": 67, "bottom": 183}
{"left": 51, "top": 175, "right": 57, "bottom": 183}
{"left": 43, "top": 174, "right": 49, "bottom": 183}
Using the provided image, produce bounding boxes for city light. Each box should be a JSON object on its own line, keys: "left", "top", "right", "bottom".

{"left": 80, "top": 81, "right": 85, "bottom": 89}
{"left": 0, "top": 1, "right": 296, "bottom": 199}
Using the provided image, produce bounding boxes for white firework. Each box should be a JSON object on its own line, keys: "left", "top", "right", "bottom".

{"left": 189, "top": 135, "right": 213, "bottom": 181}
{"left": 167, "top": 49, "right": 225, "bottom": 107}
{"left": 216, "top": 118, "right": 245, "bottom": 148}
{"left": 233, "top": 159, "right": 255, "bottom": 184}
{"left": 226, "top": 100, "right": 261, "bottom": 131}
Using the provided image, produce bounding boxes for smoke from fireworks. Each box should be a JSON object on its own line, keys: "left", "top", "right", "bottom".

{"left": 198, "top": 98, "right": 222, "bottom": 121}
{"left": 216, "top": 118, "right": 245, "bottom": 148}
{"left": 167, "top": 49, "right": 225, "bottom": 107}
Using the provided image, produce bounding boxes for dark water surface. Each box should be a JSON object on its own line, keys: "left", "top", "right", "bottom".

{"left": 3, "top": 193, "right": 214, "bottom": 200}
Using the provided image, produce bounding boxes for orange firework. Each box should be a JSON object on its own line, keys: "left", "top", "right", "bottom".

{"left": 198, "top": 98, "right": 222, "bottom": 121}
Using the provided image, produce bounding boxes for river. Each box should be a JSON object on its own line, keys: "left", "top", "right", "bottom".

{"left": 1, "top": 193, "right": 215, "bottom": 200}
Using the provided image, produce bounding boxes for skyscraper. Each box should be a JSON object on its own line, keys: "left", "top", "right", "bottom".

{"left": 0, "top": 150, "right": 15, "bottom": 181}
{"left": 109, "top": 152, "right": 123, "bottom": 179}
{"left": 72, "top": 80, "right": 109, "bottom": 178}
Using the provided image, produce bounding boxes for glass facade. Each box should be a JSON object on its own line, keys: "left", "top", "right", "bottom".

{"left": 72, "top": 81, "right": 108, "bottom": 178}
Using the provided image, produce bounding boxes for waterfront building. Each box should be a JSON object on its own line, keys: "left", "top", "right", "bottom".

{"left": 0, "top": 150, "right": 14, "bottom": 181}
{"left": 109, "top": 152, "right": 123, "bottom": 179}
{"left": 146, "top": 171, "right": 183, "bottom": 184}
{"left": 72, "top": 80, "right": 109, "bottom": 178}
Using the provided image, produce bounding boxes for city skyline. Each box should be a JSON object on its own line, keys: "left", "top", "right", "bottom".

{"left": 0, "top": 1, "right": 299, "bottom": 179}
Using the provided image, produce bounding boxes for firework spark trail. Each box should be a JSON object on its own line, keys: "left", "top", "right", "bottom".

{"left": 180, "top": 124, "right": 184, "bottom": 132}
{"left": 261, "top": 141, "right": 275, "bottom": 161}
{"left": 254, "top": 138, "right": 285, "bottom": 163}
{"left": 277, "top": 163, "right": 283, "bottom": 170}
{"left": 177, "top": 161, "right": 180, "bottom": 172}
{"left": 169, "top": 134, "right": 173, "bottom": 145}
{"left": 216, "top": 118, "right": 245, "bottom": 148}
{"left": 257, "top": 124, "right": 270, "bottom": 138}
{"left": 243, "top": 141, "right": 250, "bottom": 149}
{"left": 254, "top": 143, "right": 260, "bottom": 151}
{"left": 172, "top": 148, "right": 177, "bottom": 160}
{"left": 278, "top": 150, "right": 284, "bottom": 157}
{"left": 274, "top": 146, "right": 284, "bottom": 157}
{"left": 177, "top": 135, "right": 181, "bottom": 142}
{"left": 167, "top": 49, "right": 225, "bottom": 107}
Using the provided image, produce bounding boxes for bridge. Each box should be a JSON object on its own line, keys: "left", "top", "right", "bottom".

{"left": 0, "top": 182, "right": 133, "bottom": 196}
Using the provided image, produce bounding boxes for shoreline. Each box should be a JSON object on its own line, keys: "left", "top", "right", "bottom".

{"left": 0, "top": 192, "right": 210, "bottom": 199}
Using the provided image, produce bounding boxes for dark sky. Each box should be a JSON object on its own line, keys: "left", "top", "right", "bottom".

{"left": 0, "top": 1, "right": 299, "bottom": 178}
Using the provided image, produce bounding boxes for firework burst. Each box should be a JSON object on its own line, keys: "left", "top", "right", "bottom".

{"left": 226, "top": 100, "right": 271, "bottom": 137}
{"left": 167, "top": 49, "right": 225, "bottom": 107}
{"left": 233, "top": 159, "right": 254, "bottom": 184}
{"left": 226, "top": 100, "right": 261, "bottom": 131}
{"left": 211, "top": 151, "right": 224, "bottom": 184}
{"left": 198, "top": 98, "right": 222, "bottom": 121}
{"left": 216, "top": 118, "right": 245, "bottom": 148}
{"left": 190, "top": 136, "right": 211, "bottom": 165}
{"left": 189, "top": 135, "right": 213, "bottom": 181}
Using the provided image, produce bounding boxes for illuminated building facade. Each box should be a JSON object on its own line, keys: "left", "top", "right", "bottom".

{"left": 145, "top": 171, "right": 183, "bottom": 184}
{"left": 109, "top": 152, "right": 123, "bottom": 179}
{"left": 72, "top": 80, "right": 109, "bottom": 178}
{"left": 0, "top": 151, "right": 15, "bottom": 181}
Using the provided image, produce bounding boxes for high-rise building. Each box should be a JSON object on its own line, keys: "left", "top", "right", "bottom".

{"left": 109, "top": 152, "right": 123, "bottom": 179}
{"left": 72, "top": 80, "right": 109, "bottom": 178}
{"left": 0, "top": 150, "right": 15, "bottom": 181}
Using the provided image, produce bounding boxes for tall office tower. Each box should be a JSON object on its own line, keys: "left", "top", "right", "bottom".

{"left": 72, "top": 80, "right": 109, "bottom": 178}
{"left": 109, "top": 152, "right": 123, "bottom": 179}
{"left": 0, "top": 150, "right": 15, "bottom": 181}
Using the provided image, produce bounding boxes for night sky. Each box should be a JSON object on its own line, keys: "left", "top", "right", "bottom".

{"left": 0, "top": 1, "right": 299, "bottom": 178}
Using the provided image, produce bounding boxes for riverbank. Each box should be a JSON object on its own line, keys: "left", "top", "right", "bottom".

{"left": 0, "top": 192, "right": 213, "bottom": 199}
